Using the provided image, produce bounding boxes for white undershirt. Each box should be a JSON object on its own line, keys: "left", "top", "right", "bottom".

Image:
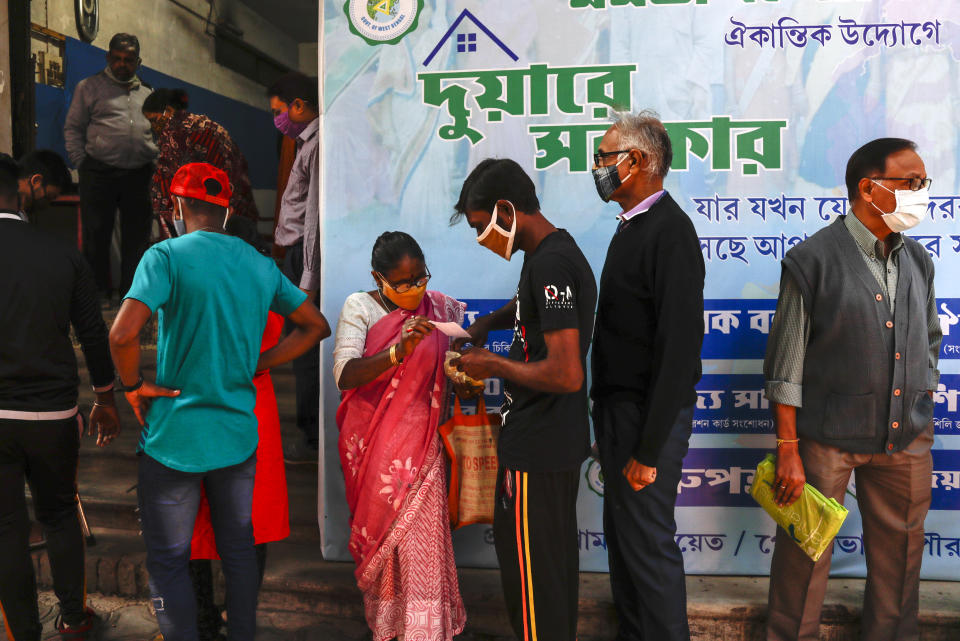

{"left": 332, "top": 292, "right": 389, "bottom": 389}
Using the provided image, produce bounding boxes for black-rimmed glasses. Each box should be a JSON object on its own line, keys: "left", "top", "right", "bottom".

{"left": 870, "top": 176, "right": 932, "bottom": 191}
{"left": 377, "top": 268, "right": 431, "bottom": 293}
{"left": 593, "top": 149, "right": 632, "bottom": 167}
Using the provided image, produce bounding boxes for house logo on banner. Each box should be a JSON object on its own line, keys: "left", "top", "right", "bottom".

{"left": 343, "top": 0, "right": 424, "bottom": 46}
{"left": 422, "top": 9, "right": 518, "bottom": 66}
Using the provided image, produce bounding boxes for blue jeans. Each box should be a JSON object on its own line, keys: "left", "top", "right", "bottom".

{"left": 138, "top": 453, "right": 258, "bottom": 641}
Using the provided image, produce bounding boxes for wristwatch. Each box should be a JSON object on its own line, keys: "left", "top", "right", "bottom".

{"left": 117, "top": 375, "right": 144, "bottom": 393}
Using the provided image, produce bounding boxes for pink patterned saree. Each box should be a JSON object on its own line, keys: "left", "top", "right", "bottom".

{"left": 335, "top": 291, "right": 466, "bottom": 641}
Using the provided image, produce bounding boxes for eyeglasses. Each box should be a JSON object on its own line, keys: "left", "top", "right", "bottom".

{"left": 869, "top": 176, "right": 932, "bottom": 191}
{"left": 593, "top": 149, "right": 632, "bottom": 167}
{"left": 377, "top": 268, "right": 431, "bottom": 293}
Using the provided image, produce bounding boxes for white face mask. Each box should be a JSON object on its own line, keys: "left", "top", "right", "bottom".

{"left": 476, "top": 201, "right": 517, "bottom": 261}
{"left": 870, "top": 180, "right": 929, "bottom": 233}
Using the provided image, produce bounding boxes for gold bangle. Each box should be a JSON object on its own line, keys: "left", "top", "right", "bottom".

{"left": 389, "top": 344, "right": 399, "bottom": 366}
{"left": 776, "top": 438, "right": 799, "bottom": 447}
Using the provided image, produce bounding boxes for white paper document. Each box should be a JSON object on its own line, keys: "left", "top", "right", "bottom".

{"left": 431, "top": 321, "right": 472, "bottom": 338}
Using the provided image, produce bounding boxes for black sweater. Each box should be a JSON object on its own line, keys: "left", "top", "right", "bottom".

{"left": 0, "top": 214, "right": 114, "bottom": 412}
{"left": 591, "top": 193, "right": 705, "bottom": 466}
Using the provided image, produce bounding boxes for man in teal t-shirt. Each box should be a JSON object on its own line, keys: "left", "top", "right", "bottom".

{"left": 109, "top": 163, "right": 329, "bottom": 641}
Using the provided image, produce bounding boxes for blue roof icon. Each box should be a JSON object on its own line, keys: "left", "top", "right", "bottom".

{"left": 422, "top": 9, "right": 519, "bottom": 67}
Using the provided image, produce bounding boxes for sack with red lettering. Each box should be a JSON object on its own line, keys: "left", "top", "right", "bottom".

{"left": 439, "top": 396, "right": 501, "bottom": 529}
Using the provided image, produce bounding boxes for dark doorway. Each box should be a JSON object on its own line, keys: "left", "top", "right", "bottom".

{"left": 8, "top": 0, "right": 35, "bottom": 156}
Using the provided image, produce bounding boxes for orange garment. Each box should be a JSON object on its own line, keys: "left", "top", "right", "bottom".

{"left": 190, "top": 312, "right": 289, "bottom": 557}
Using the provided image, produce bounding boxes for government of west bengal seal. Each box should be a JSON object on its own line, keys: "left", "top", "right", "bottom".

{"left": 343, "top": 0, "right": 424, "bottom": 46}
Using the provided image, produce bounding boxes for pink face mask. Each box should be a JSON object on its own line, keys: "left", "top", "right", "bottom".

{"left": 274, "top": 111, "right": 308, "bottom": 139}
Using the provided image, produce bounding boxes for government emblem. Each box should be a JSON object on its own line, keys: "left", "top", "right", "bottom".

{"left": 344, "top": 0, "right": 424, "bottom": 46}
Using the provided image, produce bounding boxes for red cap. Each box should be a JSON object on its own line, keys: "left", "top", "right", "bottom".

{"left": 170, "top": 162, "right": 231, "bottom": 207}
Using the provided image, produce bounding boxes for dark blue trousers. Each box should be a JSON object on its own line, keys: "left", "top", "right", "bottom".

{"left": 281, "top": 239, "right": 320, "bottom": 447}
{"left": 594, "top": 402, "right": 693, "bottom": 641}
{"left": 137, "top": 452, "right": 258, "bottom": 641}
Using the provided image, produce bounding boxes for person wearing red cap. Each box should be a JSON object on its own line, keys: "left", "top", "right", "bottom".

{"left": 109, "top": 162, "right": 330, "bottom": 641}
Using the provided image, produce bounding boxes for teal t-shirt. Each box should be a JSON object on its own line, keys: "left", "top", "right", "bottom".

{"left": 126, "top": 232, "right": 307, "bottom": 472}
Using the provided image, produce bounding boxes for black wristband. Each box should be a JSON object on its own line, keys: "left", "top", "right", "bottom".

{"left": 118, "top": 375, "right": 144, "bottom": 393}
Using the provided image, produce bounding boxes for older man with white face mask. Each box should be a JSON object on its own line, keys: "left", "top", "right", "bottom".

{"left": 764, "top": 138, "right": 941, "bottom": 641}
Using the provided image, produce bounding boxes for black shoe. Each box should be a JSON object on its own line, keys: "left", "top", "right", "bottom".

{"left": 56, "top": 607, "right": 100, "bottom": 640}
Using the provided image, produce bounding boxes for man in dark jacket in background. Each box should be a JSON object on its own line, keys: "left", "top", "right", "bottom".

{"left": 17, "top": 149, "right": 73, "bottom": 215}
{"left": 0, "top": 152, "right": 119, "bottom": 641}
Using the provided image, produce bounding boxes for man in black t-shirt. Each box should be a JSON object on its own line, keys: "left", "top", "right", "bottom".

{"left": 452, "top": 158, "right": 596, "bottom": 641}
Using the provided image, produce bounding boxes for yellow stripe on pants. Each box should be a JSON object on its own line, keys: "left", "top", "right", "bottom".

{"left": 522, "top": 472, "right": 538, "bottom": 641}
{"left": 0, "top": 597, "right": 17, "bottom": 641}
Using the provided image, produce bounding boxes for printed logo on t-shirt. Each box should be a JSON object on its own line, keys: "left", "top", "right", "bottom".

{"left": 544, "top": 284, "right": 575, "bottom": 309}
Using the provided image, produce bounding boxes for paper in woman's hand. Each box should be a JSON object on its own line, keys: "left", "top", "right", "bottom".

{"left": 431, "top": 321, "right": 472, "bottom": 338}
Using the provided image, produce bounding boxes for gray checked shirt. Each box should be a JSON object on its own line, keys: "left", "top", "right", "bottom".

{"left": 274, "top": 118, "right": 320, "bottom": 291}
{"left": 764, "top": 213, "right": 942, "bottom": 407}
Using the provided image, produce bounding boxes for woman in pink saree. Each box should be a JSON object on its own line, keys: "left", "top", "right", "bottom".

{"left": 334, "top": 232, "right": 467, "bottom": 641}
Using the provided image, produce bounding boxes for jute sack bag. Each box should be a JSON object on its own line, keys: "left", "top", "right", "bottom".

{"left": 439, "top": 396, "right": 501, "bottom": 529}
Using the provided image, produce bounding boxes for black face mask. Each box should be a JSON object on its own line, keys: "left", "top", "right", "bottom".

{"left": 591, "top": 154, "right": 632, "bottom": 202}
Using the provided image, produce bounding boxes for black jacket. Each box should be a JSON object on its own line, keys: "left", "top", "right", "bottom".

{"left": 0, "top": 213, "right": 114, "bottom": 411}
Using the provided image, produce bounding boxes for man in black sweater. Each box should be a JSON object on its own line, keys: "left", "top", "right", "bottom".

{"left": 0, "top": 153, "right": 119, "bottom": 640}
{"left": 590, "top": 111, "right": 705, "bottom": 641}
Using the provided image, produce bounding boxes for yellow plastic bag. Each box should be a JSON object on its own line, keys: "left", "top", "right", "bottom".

{"left": 750, "top": 454, "right": 849, "bottom": 562}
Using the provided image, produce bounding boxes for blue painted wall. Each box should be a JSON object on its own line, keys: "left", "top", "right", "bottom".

{"left": 35, "top": 37, "right": 279, "bottom": 190}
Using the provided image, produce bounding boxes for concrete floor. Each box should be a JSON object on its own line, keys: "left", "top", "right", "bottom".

{"left": 2, "top": 591, "right": 372, "bottom": 641}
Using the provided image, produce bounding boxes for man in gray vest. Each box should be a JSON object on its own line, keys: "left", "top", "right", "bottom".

{"left": 763, "top": 138, "right": 942, "bottom": 641}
